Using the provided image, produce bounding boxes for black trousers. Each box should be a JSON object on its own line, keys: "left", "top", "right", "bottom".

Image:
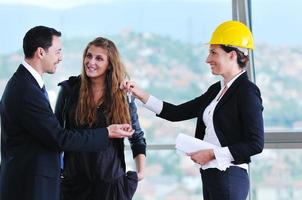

{"left": 200, "top": 166, "right": 249, "bottom": 200}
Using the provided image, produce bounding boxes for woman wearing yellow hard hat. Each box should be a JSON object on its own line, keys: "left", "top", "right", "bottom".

{"left": 121, "top": 20, "right": 264, "bottom": 200}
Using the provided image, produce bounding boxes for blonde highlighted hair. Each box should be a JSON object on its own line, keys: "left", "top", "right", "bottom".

{"left": 75, "top": 37, "right": 130, "bottom": 127}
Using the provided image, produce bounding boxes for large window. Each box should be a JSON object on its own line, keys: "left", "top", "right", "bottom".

{"left": 250, "top": 1, "right": 302, "bottom": 200}
{"left": 0, "top": 0, "right": 232, "bottom": 145}
{"left": 251, "top": 0, "right": 302, "bottom": 131}
{"left": 0, "top": 0, "right": 231, "bottom": 199}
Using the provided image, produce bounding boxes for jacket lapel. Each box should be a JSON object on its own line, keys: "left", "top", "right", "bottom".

{"left": 17, "top": 64, "right": 52, "bottom": 108}
{"left": 214, "top": 72, "right": 248, "bottom": 112}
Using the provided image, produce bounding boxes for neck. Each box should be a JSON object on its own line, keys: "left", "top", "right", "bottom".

{"left": 25, "top": 58, "right": 43, "bottom": 76}
{"left": 90, "top": 77, "right": 106, "bottom": 104}
{"left": 90, "top": 76, "right": 105, "bottom": 90}
{"left": 222, "top": 68, "right": 243, "bottom": 85}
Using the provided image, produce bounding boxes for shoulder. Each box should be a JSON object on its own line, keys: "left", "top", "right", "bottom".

{"left": 57, "top": 76, "right": 81, "bottom": 100}
{"left": 232, "top": 72, "right": 261, "bottom": 94}
{"left": 58, "top": 76, "right": 81, "bottom": 94}
{"left": 58, "top": 76, "right": 80, "bottom": 88}
{"left": 240, "top": 77, "right": 261, "bottom": 93}
{"left": 237, "top": 78, "right": 262, "bottom": 106}
{"left": 205, "top": 81, "right": 220, "bottom": 95}
{"left": 9, "top": 66, "right": 40, "bottom": 97}
{"left": 209, "top": 81, "right": 220, "bottom": 90}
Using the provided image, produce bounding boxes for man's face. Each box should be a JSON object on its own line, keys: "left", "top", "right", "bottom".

{"left": 41, "top": 36, "right": 62, "bottom": 74}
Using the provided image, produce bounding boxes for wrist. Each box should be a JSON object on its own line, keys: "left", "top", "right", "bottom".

{"left": 139, "top": 92, "right": 150, "bottom": 104}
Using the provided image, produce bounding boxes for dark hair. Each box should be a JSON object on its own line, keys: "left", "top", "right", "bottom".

{"left": 220, "top": 45, "right": 249, "bottom": 68}
{"left": 23, "top": 26, "right": 61, "bottom": 58}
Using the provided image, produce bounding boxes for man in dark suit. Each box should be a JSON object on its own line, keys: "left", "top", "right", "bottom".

{"left": 0, "top": 26, "right": 134, "bottom": 200}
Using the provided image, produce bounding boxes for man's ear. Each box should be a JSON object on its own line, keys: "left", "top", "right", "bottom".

{"left": 37, "top": 47, "right": 44, "bottom": 58}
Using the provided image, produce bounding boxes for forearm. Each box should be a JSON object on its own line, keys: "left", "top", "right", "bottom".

{"left": 136, "top": 90, "right": 150, "bottom": 104}
{"left": 135, "top": 154, "right": 145, "bottom": 172}
{"left": 135, "top": 154, "right": 146, "bottom": 181}
{"left": 143, "top": 95, "right": 163, "bottom": 115}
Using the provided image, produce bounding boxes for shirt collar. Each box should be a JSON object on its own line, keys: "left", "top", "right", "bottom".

{"left": 220, "top": 70, "right": 246, "bottom": 88}
{"left": 22, "top": 60, "right": 44, "bottom": 89}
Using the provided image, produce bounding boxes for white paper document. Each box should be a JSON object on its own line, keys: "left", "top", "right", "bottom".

{"left": 175, "top": 133, "right": 217, "bottom": 153}
{"left": 175, "top": 133, "right": 230, "bottom": 171}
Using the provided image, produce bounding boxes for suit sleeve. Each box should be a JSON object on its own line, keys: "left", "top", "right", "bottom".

{"left": 19, "top": 85, "right": 109, "bottom": 152}
{"left": 157, "top": 86, "right": 214, "bottom": 122}
{"left": 228, "top": 83, "right": 264, "bottom": 162}
{"left": 128, "top": 100, "right": 146, "bottom": 158}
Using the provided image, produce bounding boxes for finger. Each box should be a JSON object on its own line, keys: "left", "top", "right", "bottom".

{"left": 123, "top": 127, "right": 133, "bottom": 132}
{"left": 186, "top": 152, "right": 193, "bottom": 156}
{"left": 187, "top": 151, "right": 197, "bottom": 156}
{"left": 120, "top": 80, "right": 127, "bottom": 90}
{"left": 126, "top": 81, "right": 135, "bottom": 90}
{"left": 119, "top": 129, "right": 134, "bottom": 137}
{"left": 116, "top": 123, "right": 131, "bottom": 129}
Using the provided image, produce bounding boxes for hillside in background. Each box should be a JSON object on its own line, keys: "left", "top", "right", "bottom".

{"left": 0, "top": 31, "right": 302, "bottom": 132}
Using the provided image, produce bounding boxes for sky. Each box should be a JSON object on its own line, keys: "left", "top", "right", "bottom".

{"left": 0, "top": 0, "right": 111, "bottom": 9}
{"left": 0, "top": 0, "right": 226, "bottom": 9}
{"left": 0, "top": 0, "right": 301, "bottom": 54}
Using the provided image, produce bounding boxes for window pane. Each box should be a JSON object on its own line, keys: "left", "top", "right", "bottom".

{"left": 0, "top": 0, "right": 232, "bottom": 144}
{"left": 252, "top": 0, "right": 302, "bottom": 130}
{"left": 250, "top": 149, "right": 302, "bottom": 200}
{"left": 125, "top": 149, "right": 202, "bottom": 199}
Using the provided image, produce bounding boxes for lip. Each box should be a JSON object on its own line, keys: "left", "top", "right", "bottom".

{"left": 86, "top": 66, "right": 97, "bottom": 72}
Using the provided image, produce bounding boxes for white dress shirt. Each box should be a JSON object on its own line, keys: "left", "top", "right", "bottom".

{"left": 22, "top": 60, "right": 44, "bottom": 89}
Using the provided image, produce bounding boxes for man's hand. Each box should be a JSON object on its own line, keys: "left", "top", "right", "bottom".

{"left": 107, "top": 124, "right": 134, "bottom": 138}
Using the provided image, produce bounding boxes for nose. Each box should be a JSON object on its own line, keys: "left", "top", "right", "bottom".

{"left": 206, "top": 54, "right": 211, "bottom": 64}
{"left": 58, "top": 52, "right": 63, "bottom": 62}
{"left": 87, "top": 58, "right": 96, "bottom": 66}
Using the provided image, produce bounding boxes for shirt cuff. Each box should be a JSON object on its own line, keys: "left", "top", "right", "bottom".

{"left": 143, "top": 95, "right": 163, "bottom": 115}
{"left": 213, "top": 147, "right": 234, "bottom": 170}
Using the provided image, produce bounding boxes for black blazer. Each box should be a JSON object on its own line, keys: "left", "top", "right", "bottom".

{"left": 158, "top": 72, "right": 264, "bottom": 164}
{"left": 0, "top": 65, "right": 110, "bottom": 200}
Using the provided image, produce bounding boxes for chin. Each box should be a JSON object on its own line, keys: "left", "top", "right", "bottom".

{"left": 211, "top": 70, "right": 218, "bottom": 75}
{"left": 85, "top": 73, "right": 94, "bottom": 78}
{"left": 47, "top": 69, "right": 56, "bottom": 74}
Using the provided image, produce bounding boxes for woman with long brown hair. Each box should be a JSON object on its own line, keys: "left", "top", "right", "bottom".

{"left": 55, "top": 37, "right": 146, "bottom": 200}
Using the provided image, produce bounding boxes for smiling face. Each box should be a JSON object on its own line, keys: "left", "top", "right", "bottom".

{"left": 206, "top": 44, "right": 234, "bottom": 76}
{"left": 84, "top": 45, "right": 110, "bottom": 80}
{"left": 41, "top": 36, "right": 62, "bottom": 74}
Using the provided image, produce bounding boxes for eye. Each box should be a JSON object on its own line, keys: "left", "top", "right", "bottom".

{"left": 86, "top": 53, "right": 92, "bottom": 59}
{"left": 55, "top": 50, "right": 61, "bottom": 55}
{"left": 95, "top": 55, "right": 103, "bottom": 62}
{"left": 210, "top": 50, "right": 216, "bottom": 55}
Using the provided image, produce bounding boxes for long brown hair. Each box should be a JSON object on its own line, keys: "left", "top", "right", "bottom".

{"left": 75, "top": 37, "right": 130, "bottom": 127}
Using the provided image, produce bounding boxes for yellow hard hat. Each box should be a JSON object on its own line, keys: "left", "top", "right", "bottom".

{"left": 209, "top": 20, "right": 254, "bottom": 50}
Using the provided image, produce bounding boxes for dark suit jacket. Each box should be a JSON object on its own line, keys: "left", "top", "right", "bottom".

{"left": 158, "top": 72, "right": 264, "bottom": 164}
{"left": 0, "top": 65, "right": 110, "bottom": 200}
